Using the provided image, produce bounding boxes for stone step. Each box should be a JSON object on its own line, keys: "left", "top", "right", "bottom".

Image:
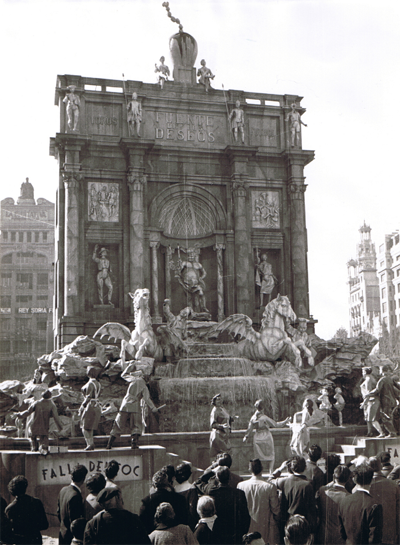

{"left": 184, "top": 343, "right": 238, "bottom": 357}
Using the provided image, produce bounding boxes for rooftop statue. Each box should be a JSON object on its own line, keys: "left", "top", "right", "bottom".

{"left": 20, "top": 177, "right": 34, "bottom": 200}
{"left": 229, "top": 100, "right": 245, "bottom": 144}
{"left": 63, "top": 85, "right": 80, "bottom": 132}
{"left": 127, "top": 92, "right": 142, "bottom": 137}
{"left": 197, "top": 59, "right": 215, "bottom": 92}
{"left": 94, "top": 288, "right": 163, "bottom": 366}
{"left": 155, "top": 56, "right": 170, "bottom": 89}
{"left": 286, "top": 103, "right": 307, "bottom": 147}
{"left": 208, "top": 294, "right": 302, "bottom": 367}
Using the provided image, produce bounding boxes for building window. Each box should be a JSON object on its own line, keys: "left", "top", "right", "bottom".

{"left": 397, "top": 269, "right": 400, "bottom": 277}
{"left": 0, "top": 296, "right": 11, "bottom": 307}
{"left": 11, "top": 232, "right": 16, "bottom": 242}
{"left": 16, "top": 252, "right": 34, "bottom": 264}
{"left": 37, "top": 273, "right": 48, "bottom": 288}
{"left": 1, "top": 273, "right": 12, "bottom": 288}
{"left": 16, "top": 295, "right": 32, "bottom": 303}
{"left": 15, "top": 340, "right": 32, "bottom": 354}
{"left": 42, "top": 232, "right": 47, "bottom": 242}
{"left": 1, "top": 254, "right": 12, "bottom": 264}
{"left": 382, "top": 302, "right": 387, "bottom": 313}
{"left": 381, "top": 273, "right": 385, "bottom": 282}
{"left": 37, "top": 295, "right": 48, "bottom": 303}
{"left": 18, "top": 232, "right": 24, "bottom": 242}
{"left": 37, "top": 320, "right": 47, "bottom": 332}
{"left": 0, "top": 340, "right": 10, "bottom": 354}
{"left": 16, "top": 273, "right": 33, "bottom": 289}
{"left": 382, "top": 287, "right": 386, "bottom": 299}
{"left": 0, "top": 319, "right": 11, "bottom": 334}
{"left": 380, "top": 261, "right": 384, "bottom": 267}
{"left": 2, "top": 231, "right": 8, "bottom": 241}
{"left": 35, "top": 232, "right": 40, "bottom": 242}
{"left": 36, "top": 341, "right": 47, "bottom": 355}
{"left": 27, "top": 232, "right": 31, "bottom": 242}
{"left": 398, "top": 284, "right": 400, "bottom": 292}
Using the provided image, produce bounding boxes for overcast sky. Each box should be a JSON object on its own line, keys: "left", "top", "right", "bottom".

{"left": 2, "top": 0, "right": 399, "bottom": 339}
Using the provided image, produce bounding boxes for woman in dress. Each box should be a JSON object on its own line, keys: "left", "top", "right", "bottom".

{"left": 290, "top": 398, "right": 327, "bottom": 457}
{"left": 360, "top": 367, "right": 385, "bottom": 437}
{"left": 209, "top": 394, "right": 233, "bottom": 459}
{"left": 243, "top": 399, "right": 290, "bottom": 473}
{"left": 78, "top": 366, "right": 101, "bottom": 451}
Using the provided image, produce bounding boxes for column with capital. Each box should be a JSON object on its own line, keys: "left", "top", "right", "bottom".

{"left": 213, "top": 243, "right": 225, "bottom": 322}
{"left": 232, "top": 180, "right": 251, "bottom": 316}
{"left": 165, "top": 246, "right": 174, "bottom": 301}
{"left": 150, "top": 241, "right": 162, "bottom": 323}
{"left": 128, "top": 175, "right": 146, "bottom": 292}
{"left": 286, "top": 153, "right": 310, "bottom": 319}
{"left": 63, "top": 173, "right": 82, "bottom": 316}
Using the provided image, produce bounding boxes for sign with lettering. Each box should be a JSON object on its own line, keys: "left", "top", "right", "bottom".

{"left": 386, "top": 443, "right": 400, "bottom": 464}
{"left": 0, "top": 308, "right": 11, "bottom": 314}
{"left": 3, "top": 209, "right": 49, "bottom": 221}
{"left": 149, "top": 111, "right": 227, "bottom": 146}
{"left": 37, "top": 455, "right": 143, "bottom": 484}
{"left": 86, "top": 104, "right": 121, "bottom": 136}
{"left": 17, "top": 308, "right": 52, "bottom": 314}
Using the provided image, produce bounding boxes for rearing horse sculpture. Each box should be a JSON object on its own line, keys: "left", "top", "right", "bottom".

{"left": 94, "top": 288, "right": 163, "bottom": 366}
{"left": 207, "top": 294, "right": 302, "bottom": 367}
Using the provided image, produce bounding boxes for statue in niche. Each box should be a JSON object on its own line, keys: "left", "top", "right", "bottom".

{"left": 155, "top": 56, "right": 170, "bottom": 89}
{"left": 92, "top": 245, "right": 113, "bottom": 306}
{"left": 255, "top": 252, "right": 277, "bottom": 308}
{"left": 127, "top": 92, "right": 142, "bottom": 137}
{"left": 286, "top": 103, "right": 307, "bottom": 147}
{"left": 172, "top": 246, "right": 211, "bottom": 318}
{"left": 20, "top": 177, "right": 34, "bottom": 200}
{"left": 63, "top": 85, "right": 80, "bottom": 132}
{"left": 229, "top": 100, "right": 245, "bottom": 144}
{"left": 253, "top": 192, "right": 279, "bottom": 228}
{"left": 197, "top": 59, "right": 215, "bottom": 93}
{"left": 286, "top": 317, "right": 315, "bottom": 367}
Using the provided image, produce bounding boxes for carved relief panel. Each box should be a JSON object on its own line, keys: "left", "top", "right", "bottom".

{"left": 251, "top": 190, "right": 280, "bottom": 229}
{"left": 88, "top": 182, "right": 119, "bottom": 222}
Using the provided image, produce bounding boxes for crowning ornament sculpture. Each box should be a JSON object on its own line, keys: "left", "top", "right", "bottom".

{"left": 94, "top": 288, "right": 163, "bottom": 366}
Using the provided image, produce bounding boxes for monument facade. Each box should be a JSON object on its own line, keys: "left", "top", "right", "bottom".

{"left": 50, "top": 28, "right": 315, "bottom": 348}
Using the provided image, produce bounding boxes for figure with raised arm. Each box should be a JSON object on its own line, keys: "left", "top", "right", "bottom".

{"left": 63, "top": 85, "right": 80, "bottom": 132}
{"left": 127, "top": 92, "right": 142, "bottom": 137}
{"left": 177, "top": 247, "right": 209, "bottom": 314}
{"left": 197, "top": 59, "right": 215, "bottom": 93}
{"left": 290, "top": 398, "right": 327, "bottom": 457}
{"left": 229, "top": 100, "right": 245, "bottom": 143}
{"left": 92, "top": 245, "right": 113, "bottom": 306}
{"left": 286, "top": 103, "right": 307, "bottom": 147}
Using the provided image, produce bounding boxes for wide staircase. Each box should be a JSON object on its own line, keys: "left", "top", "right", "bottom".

{"left": 329, "top": 433, "right": 398, "bottom": 464}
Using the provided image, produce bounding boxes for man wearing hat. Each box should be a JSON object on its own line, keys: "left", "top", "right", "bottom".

{"left": 84, "top": 487, "right": 150, "bottom": 545}
{"left": 16, "top": 389, "right": 63, "bottom": 454}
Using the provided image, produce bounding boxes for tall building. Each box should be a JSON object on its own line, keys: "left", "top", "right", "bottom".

{"left": 377, "top": 230, "right": 400, "bottom": 332}
{"left": 347, "top": 222, "right": 381, "bottom": 337}
{"left": 0, "top": 179, "right": 55, "bottom": 368}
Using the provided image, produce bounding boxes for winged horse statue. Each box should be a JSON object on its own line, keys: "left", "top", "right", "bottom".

{"left": 94, "top": 288, "right": 163, "bottom": 366}
{"left": 207, "top": 294, "right": 303, "bottom": 367}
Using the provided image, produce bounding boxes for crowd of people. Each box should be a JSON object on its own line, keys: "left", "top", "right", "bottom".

{"left": 1, "top": 446, "right": 399, "bottom": 545}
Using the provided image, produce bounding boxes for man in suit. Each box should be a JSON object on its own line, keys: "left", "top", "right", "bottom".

{"left": 209, "top": 466, "right": 250, "bottom": 544}
{"left": 57, "top": 464, "right": 88, "bottom": 545}
{"left": 369, "top": 456, "right": 399, "bottom": 545}
{"left": 272, "top": 456, "right": 317, "bottom": 535}
{"left": 195, "top": 452, "right": 243, "bottom": 494}
{"left": 338, "top": 460, "right": 383, "bottom": 544}
{"left": 316, "top": 464, "right": 351, "bottom": 545}
{"left": 303, "top": 444, "right": 325, "bottom": 494}
{"left": 139, "top": 469, "right": 188, "bottom": 534}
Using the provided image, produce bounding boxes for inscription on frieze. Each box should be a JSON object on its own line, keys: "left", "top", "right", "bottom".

{"left": 86, "top": 103, "right": 121, "bottom": 136}
{"left": 149, "top": 111, "right": 226, "bottom": 145}
{"left": 88, "top": 182, "right": 119, "bottom": 222}
{"left": 252, "top": 190, "right": 280, "bottom": 229}
{"left": 249, "top": 117, "right": 279, "bottom": 147}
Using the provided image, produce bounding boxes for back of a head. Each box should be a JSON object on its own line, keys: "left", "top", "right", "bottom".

{"left": 71, "top": 464, "right": 88, "bottom": 484}
{"left": 215, "top": 465, "right": 230, "bottom": 485}
{"left": 289, "top": 456, "right": 306, "bottom": 474}
{"left": 368, "top": 456, "right": 381, "bottom": 473}
{"left": 152, "top": 469, "right": 169, "bottom": 490}
{"left": 243, "top": 531, "right": 264, "bottom": 544}
{"left": 71, "top": 518, "right": 86, "bottom": 541}
{"left": 155, "top": 502, "right": 175, "bottom": 527}
{"left": 333, "top": 465, "right": 351, "bottom": 485}
{"left": 197, "top": 495, "right": 215, "bottom": 518}
{"left": 175, "top": 462, "right": 192, "bottom": 484}
{"left": 326, "top": 453, "right": 341, "bottom": 476}
{"left": 161, "top": 464, "right": 175, "bottom": 484}
{"left": 250, "top": 458, "right": 263, "bottom": 476}
{"left": 86, "top": 472, "right": 106, "bottom": 495}
{"left": 379, "top": 451, "right": 391, "bottom": 465}
{"left": 8, "top": 475, "right": 28, "bottom": 497}
{"left": 105, "top": 460, "right": 120, "bottom": 480}
{"left": 308, "top": 444, "right": 322, "bottom": 463}
{"left": 353, "top": 463, "right": 374, "bottom": 487}
{"left": 217, "top": 452, "right": 232, "bottom": 468}
{"left": 284, "top": 515, "right": 311, "bottom": 545}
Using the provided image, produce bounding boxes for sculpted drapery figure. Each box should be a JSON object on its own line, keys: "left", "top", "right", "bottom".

{"left": 229, "top": 100, "right": 245, "bottom": 143}
{"left": 155, "top": 56, "right": 170, "bottom": 88}
{"left": 175, "top": 247, "right": 210, "bottom": 314}
{"left": 197, "top": 59, "right": 215, "bottom": 92}
{"left": 255, "top": 253, "right": 277, "bottom": 307}
{"left": 63, "top": 85, "right": 80, "bottom": 132}
{"left": 286, "top": 103, "right": 307, "bottom": 147}
{"left": 127, "top": 92, "right": 142, "bottom": 136}
{"left": 20, "top": 177, "right": 34, "bottom": 200}
{"left": 92, "top": 245, "right": 113, "bottom": 306}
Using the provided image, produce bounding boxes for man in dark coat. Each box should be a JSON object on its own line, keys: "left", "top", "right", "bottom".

{"left": 195, "top": 452, "right": 243, "bottom": 494}
{"left": 338, "top": 460, "right": 383, "bottom": 544}
{"left": 369, "top": 456, "right": 399, "bottom": 545}
{"left": 316, "top": 464, "right": 351, "bottom": 545}
{"left": 5, "top": 475, "right": 48, "bottom": 545}
{"left": 303, "top": 444, "right": 325, "bottom": 494}
{"left": 57, "top": 464, "right": 88, "bottom": 545}
{"left": 84, "top": 488, "right": 150, "bottom": 545}
{"left": 208, "top": 466, "right": 250, "bottom": 544}
{"left": 272, "top": 456, "right": 317, "bottom": 535}
{"left": 139, "top": 469, "right": 188, "bottom": 534}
